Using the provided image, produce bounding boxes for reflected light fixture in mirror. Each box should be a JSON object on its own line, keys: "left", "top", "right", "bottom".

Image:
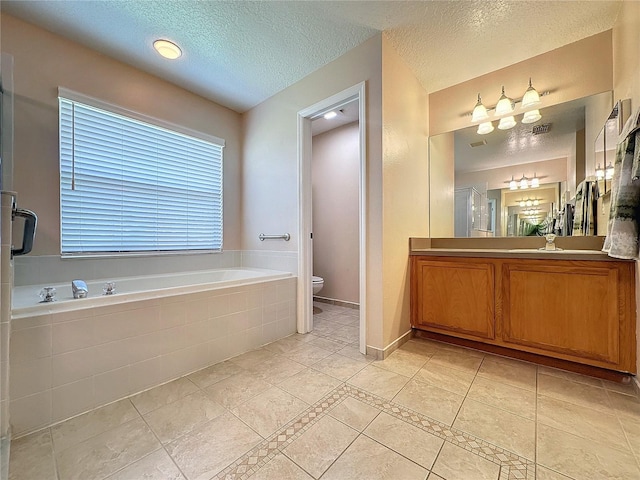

{"left": 477, "top": 121, "right": 494, "bottom": 134}
{"left": 605, "top": 162, "right": 614, "bottom": 180}
{"left": 522, "top": 109, "right": 542, "bottom": 124}
{"left": 498, "top": 116, "right": 517, "bottom": 130}
{"left": 531, "top": 173, "right": 540, "bottom": 188}
{"left": 596, "top": 164, "right": 605, "bottom": 179}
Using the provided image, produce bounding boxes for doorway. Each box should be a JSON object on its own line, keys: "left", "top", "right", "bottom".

{"left": 297, "top": 82, "right": 366, "bottom": 354}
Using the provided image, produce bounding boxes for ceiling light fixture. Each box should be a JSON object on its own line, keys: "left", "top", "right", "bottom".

{"left": 323, "top": 111, "right": 338, "bottom": 120}
{"left": 153, "top": 39, "right": 182, "bottom": 59}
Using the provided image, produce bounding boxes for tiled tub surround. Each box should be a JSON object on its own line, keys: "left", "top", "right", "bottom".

{"left": 9, "top": 318, "right": 640, "bottom": 480}
{"left": 9, "top": 273, "right": 296, "bottom": 436}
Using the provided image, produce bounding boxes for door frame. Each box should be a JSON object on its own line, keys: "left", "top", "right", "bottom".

{"left": 296, "top": 82, "right": 367, "bottom": 353}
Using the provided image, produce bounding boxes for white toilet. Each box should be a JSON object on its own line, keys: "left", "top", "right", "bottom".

{"left": 312, "top": 275, "right": 324, "bottom": 295}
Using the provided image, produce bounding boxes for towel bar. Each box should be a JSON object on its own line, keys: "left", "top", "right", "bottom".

{"left": 259, "top": 233, "right": 290, "bottom": 241}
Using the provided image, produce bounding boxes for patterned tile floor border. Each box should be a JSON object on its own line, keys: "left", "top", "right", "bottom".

{"left": 215, "top": 383, "right": 535, "bottom": 480}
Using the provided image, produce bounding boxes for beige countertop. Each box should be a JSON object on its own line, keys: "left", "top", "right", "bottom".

{"left": 409, "top": 237, "right": 631, "bottom": 262}
{"left": 409, "top": 247, "right": 619, "bottom": 261}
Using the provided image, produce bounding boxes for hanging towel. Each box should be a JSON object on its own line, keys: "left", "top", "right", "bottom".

{"left": 603, "top": 107, "right": 640, "bottom": 259}
{"left": 572, "top": 180, "right": 598, "bottom": 236}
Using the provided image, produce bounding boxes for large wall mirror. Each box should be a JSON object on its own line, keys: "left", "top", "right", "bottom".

{"left": 429, "top": 91, "right": 613, "bottom": 238}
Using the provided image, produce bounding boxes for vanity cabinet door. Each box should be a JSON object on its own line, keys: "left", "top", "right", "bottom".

{"left": 501, "top": 260, "right": 635, "bottom": 371}
{"left": 411, "top": 257, "right": 495, "bottom": 339}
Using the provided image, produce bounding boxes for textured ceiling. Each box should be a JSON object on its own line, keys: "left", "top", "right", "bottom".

{"left": 1, "top": 1, "right": 622, "bottom": 113}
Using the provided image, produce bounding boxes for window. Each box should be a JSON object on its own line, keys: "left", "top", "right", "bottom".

{"left": 59, "top": 89, "right": 224, "bottom": 255}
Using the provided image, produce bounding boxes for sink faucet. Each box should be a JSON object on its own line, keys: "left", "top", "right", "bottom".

{"left": 541, "top": 234, "right": 562, "bottom": 251}
{"left": 72, "top": 280, "right": 88, "bottom": 299}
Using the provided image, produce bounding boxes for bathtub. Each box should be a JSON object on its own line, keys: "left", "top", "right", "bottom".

{"left": 12, "top": 267, "right": 292, "bottom": 316}
{"left": 9, "top": 267, "right": 297, "bottom": 436}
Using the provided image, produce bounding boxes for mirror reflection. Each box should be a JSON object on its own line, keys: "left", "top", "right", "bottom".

{"left": 431, "top": 91, "right": 613, "bottom": 238}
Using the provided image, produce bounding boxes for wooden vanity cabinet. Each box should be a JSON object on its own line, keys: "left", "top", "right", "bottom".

{"left": 410, "top": 255, "right": 636, "bottom": 373}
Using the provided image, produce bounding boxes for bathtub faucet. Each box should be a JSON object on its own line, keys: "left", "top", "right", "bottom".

{"left": 72, "top": 280, "right": 88, "bottom": 299}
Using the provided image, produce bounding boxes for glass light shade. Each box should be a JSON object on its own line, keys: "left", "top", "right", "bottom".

{"left": 495, "top": 86, "right": 514, "bottom": 116}
{"left": 509, "top": 177, "right": 518, "bottom": 190}
{"left": 605, "top": 163, "right": 614, "bottom": 180}
{"left": 519, "top": 176, "right": 529, "bottom": 189}
{"left": 595, "top": 164, "right": 605, "bottom": 180}
{"left": 522, "top": 109, "right": 542, "bottom": 124}
{"left": 533, "top": 199, "right": 540, "bottom": 206}
{"left": 472, "top": 94, "right": 489, "bottom": 122}
{"left": 530, "top": 175, "right": 540, "bottom": 188}
{"left": 477, "top": 121, "right": 494, "bottom": 135}
{"left": 519, "top": 200, "right": 526, "bottom": 207}
{"left": 526, "top": 199, "right": 533, "bottom": 207}
{"left": 521, "top": 78, "right": 541, "bottom": 109}
{"left": 498, "top": 116, "right": 517, "bottom": 130}
{"left": 153, "top": 39, "right": 182, "bottom": 59}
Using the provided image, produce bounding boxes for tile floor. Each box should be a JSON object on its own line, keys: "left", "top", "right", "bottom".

{"left": 8, "top": 302, "right": 640, "bottom": 480}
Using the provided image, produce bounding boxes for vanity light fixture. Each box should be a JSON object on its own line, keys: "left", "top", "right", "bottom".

{"left": 495, "top": 86, "right": 514, "bottom": 116}
{"left": 470, "top": 79, "right": 546, "bottom": 134}
{"left": 472, "top": 94, "right": 490, "bottom": 122}
{"left": 323, "top": 111, "right": 338, "bottom": 120}
{"left": 509, "top": 176, "right": 518, "bottom": 190}
{"left": 153, "top": 39, "right": 182, "bottom": 59}
{"left": 595, "top": 164, "right": 605, "bottom": 180}
{"left": 519, "top": 175, "right": 529, "bottom": 189}
{"left": 521, "top": 78, "right": 541, "bottom": 109}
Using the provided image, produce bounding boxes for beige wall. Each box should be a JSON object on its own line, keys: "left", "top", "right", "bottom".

{"left": 381, "top": 36, "right": 429, "bottom": 349}
{"left": 611, "top": 0, "right": 640, "bottom": 378}
{"left": 429, "top": 31, "right": 613, "bottom": 136}
{"left": 1, "top": 14, "right": 242, "bottom": 257}
{"left": 429, "top": 133, "right": 455, "bottom": 237}
{"left": 312, "top": 122, "right": 359, "bottom": 304}
{"left": 242, "top": 34, "right": 385, "bottom": 348}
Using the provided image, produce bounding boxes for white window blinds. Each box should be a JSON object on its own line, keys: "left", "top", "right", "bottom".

{"left": 59, "top": 91, "right": 224, "bottom": 255}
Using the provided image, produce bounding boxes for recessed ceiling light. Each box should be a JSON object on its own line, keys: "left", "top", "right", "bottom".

{"left": 153, "top": 39, "right": 182, "bottom": 59}
{"left": 323, "top": 111, "right": 337, "bottom": 120}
